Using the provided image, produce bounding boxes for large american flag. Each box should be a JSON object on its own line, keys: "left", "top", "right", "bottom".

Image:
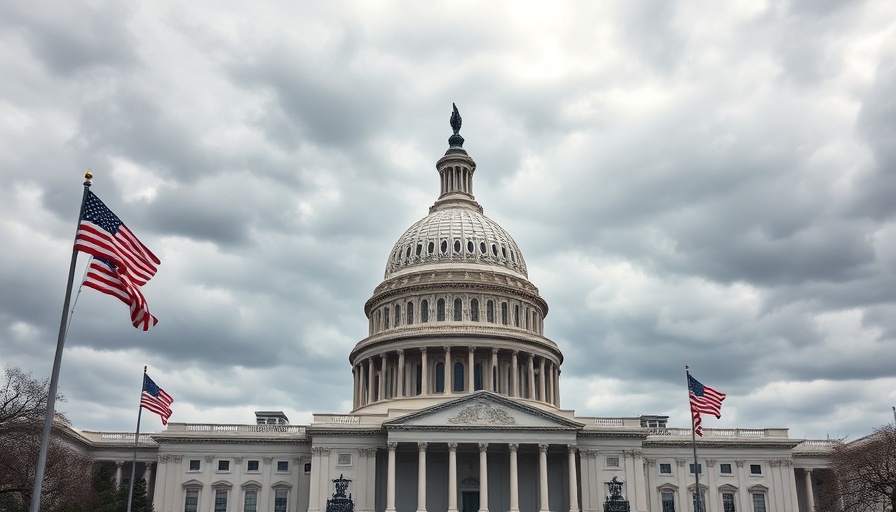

{"left": 688, "top": 373, "right": 726, "bottom": 437}
{"left": 74, "top": 191, "right": 160, "bottom": 287}
{"left": 141, "top": 373, "right": 173, "bottom": 425}
{"left": 83, "top": 258, "right": 158, "bottom": 331}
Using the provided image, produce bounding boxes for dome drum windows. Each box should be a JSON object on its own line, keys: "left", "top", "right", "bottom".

{"left": 440, "top": 240, "right": 448, "bottom": 254}
{"left": 421, "top": 300, "right": 429, "bottom": 322}
{"left": 453, "top": 240, "right": 461, "bottom": 253}
{"left": 453, "top": 298, "right": 462, "bottom": 321}
{"left": 437, "top": 299, "right": 446, "bottom": 321}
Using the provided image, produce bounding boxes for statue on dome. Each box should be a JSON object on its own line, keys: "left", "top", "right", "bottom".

{"left": 450, "top": 103, "right": 462, "bottom": 135}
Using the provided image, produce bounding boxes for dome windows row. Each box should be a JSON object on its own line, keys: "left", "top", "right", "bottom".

{"left": 368, "top": 295, "right": 543, "bottom": 335}
{"left": 391, "top": 238, "right": 518, "bottom": 264}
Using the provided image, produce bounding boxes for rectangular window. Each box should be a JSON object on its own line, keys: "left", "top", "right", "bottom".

{"left": 274, "top": 489, "right": 288, "bottom": 512}
{"left": 689, "top": 463, "right": 702, "bottom": 474}
{"left": 184, "top": 489, "right": 199, "bottom": 512}
{"left": 606, "top": 456, "right": 620, "bottom": 467}
{"left": 720, "top": 463, "right": 732, "bottom": 474}
{"left": 247, "top": 460, "right": 259, "bottom": 472}
{"left": 723, "top": 493, "right": 736, "bottom": 512}
{"left": 661, "top": 491, "right": 675, "bottom": 512}
{"left": 659, "top": 463, "right": 672, "bottom": 474}
{"left": 276, "top": 460, "right": 289, "bottom": 472}
{"left": 214, "top": 489, "right": 227, "bottom": 512}
{"left": 751, "top": 493, "right": 766, "bottom": 512}
{"left": 304, "top": 462, "right": 312, "bottom": 474}
{"left": 337, "top": 454, "right": 352, "bottom": 466}
{"left": 243, "top": 490, "right": 258, "bottom": 512}
{"left": 188, "top": 459, "right": 201, "bottom": 471}
{"left": 750, "top": 464, "right": 762, "bottom": 475}
{"left": 217, "top": 460, "right": 230, "bottom": 472}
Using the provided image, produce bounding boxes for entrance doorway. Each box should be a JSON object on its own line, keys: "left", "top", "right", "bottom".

{"left": 461, "top": 491, "right": 480, "bottom": 512}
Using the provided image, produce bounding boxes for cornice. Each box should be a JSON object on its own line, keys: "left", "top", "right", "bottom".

{"left": 304, "top": 428, "right": 386, "bottom": 437}
{"left": 577, "top": 431, "right": 649, "bottom": 439}
{"left": 643, "top": 439, "right": 803, "bottom": 450}
{"left": 152, "top": 436, "right": 310, "bottom": 445}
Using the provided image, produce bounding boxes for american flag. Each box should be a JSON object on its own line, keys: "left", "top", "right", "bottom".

{"left": 141, "top": 373, "right": 173, "bottom": 425}
{"left": 688, "top": 374, "right": 725, "bottom": 437}
{"left": 83, "top": 258, "right": 158, "bottom": 331}
{"left": 74, "top": 191, "right": 160, "bottom": 287}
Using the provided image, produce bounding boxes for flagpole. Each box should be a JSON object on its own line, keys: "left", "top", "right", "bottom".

{"left": 126, "top": 366, "right": 147, "bottom": 512}
{"left": 686, "top": 365, "right": 704, "bottom": 512}
{"left": 29, "top": 171, "right": 92, "bottom": 512}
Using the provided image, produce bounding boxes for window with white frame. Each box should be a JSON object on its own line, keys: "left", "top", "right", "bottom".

{"left": 750, "top": 464, "right": 762, "bottom": 475}
{"left": 273, "top": 488, "right": 289, "bottom": 512}
{"left": 184, "top": 488, "right": 200, "bottom": 512}
{"left": 243, "top": 488, "right": 258, "bottom": 512}
{"left": 659, "top": 463, "right": 672, "bottom": 474}
{"left": 337, "top": 453, "right": 352, "bottom": 466}
{"left": 213, "top": 489, "right": 228, "bottom": 512}
{"left": 689, "top": 463, "right": 702, "bottom": 474}
{"left": 188, "top": 459, "right": 201, "bottom": 471}
{"left": 722, "top": 492, "right": 736, "bottom": 512}
{"left": 217, "top": 460, "right": 230, "bottom": 472}
{"left": 247, "top": 460, "right": 259, "bottom": 472}
{"left": 661, "top": 490, "right": 675, "bottom": 512}
{"left": 606, "top": 456, "right": 620, "bottom": 467}
{"left": 751, "top": 493, "right": 766, "bottom": 512}
{"left": 720, "top": 463, "right": 732, "bottom": 474}
{"left": 276, "top": 460, "right": 289, "bottom": 472}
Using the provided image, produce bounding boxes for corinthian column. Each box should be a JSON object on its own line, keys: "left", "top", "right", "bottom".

{"left": 509, "top": 444, "right": 520, "bottom": 512}
{"left": 397, "top": 350, "right": 405, "bottom": 397}
{"left": 445, "top": 346, "right": 453, "bottom": 394}
{"left": 479, "top": 443, "right": 489, "bottom": 512}
{"left": 568, "top": 446, "right": 579, "bottom": 512}
{"left": 539, "top": 444, "right": 549, "bottom": 512}
{"left": 417, "top": 442, "right": 427, "bottom": 512}
{"left": 448, "top": 443, "right": 458, "bottom": 512}
{"left": 386, "top": 443, "right": 397, "bottom": 512}
{"left": 421, "top": 348, "right": 428, "bottom": 396}
{"left": 511, "top": 351, "right": 519, "bottom": 397}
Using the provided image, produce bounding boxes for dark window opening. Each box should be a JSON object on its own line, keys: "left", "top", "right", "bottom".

{"left": 421, "top": 300, "right": 429, "bottom": 322}
{"left": 453, "top": 298, "right": 462, "bottom": 321}
{"left": 471, "top": 299, "right": 480, "bottom": 321}
{"left": 474, "top": 364, "right": 483, "bottom": 390}
{"left": 435, "top": 363, "right": 445, "bottom": 393}
{"left": 454, "top": 362, "right": 464, "bottom": 391}
{"left": 437, "top": 299, "right": 445, "bottom": 321}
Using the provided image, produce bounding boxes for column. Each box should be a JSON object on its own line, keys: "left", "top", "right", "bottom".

{"left": 397, "top": 350, "right": 405, "bottom": 398}
{"left": 380, "top": 354, "right": 388, "bottom": 400}
{"left": 417, "top": 442, "right": 428, "bottom": 512}
{"left": 568, "top": 446, "right": 579, "bottom": 512}
{"left": 479, "top": 443, "right": 489, "bottom": 512}
{"left": 546, "top": 362, "right": 554, "bottom": 404}
{"left": 468, "top": 347, "right": 476, "bottom": 392}
{"left": 804, "top": 466, "right": 816, "bottom": 512}
{"left": 633, "top": 451, "right": 647, "bottom": 512}
{"left": 445, "top": 346, "right": 453, "bottom": 394}
{"left": 554, "top": 367, "right": 561, "bottom": 406}
{"left": 528, "top": 355, "right": 536, "bottom": 400}
{"left": 448, "top": 443, "right": 459, "bottom": 512}
{"left": 538, "top": 358, "right": 546, "bottom": 402}
{"left": 511, "top": 351, "right": 519, "bottom": 397}
{"left": 539, "top": 444, "right": 550, "bottom": 512}
{"left": 143, "top": 462, "right": 154, "bottom": 489}
{"left": 308, "top": 448, "right": 323, "bottom": 512}
{"left": 115, "top": 461, "right": 124, "bottom": 486}
{"left": 509, "top": 444, "right": 520, "bottom": 512}
{"left": 421, "top": 348, "right": 429, "bottom": 396}
{"left": 367, "top": 358, "right": 375, "bottom": 404}
{"left": 352, "top": 365, "right": 359, "bottom": 409}
{"left": 386, "top": 443, "right": 397, "bottom": 512}
{"left": 490, "top": 349, "right": 498, "bottom": 392}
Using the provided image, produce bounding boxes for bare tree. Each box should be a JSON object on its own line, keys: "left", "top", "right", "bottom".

{"left": 0, "top": 367, "right": 95, "bottom": 511}
{"left": 817, "top": 423, "right": 896, "bottom": 512}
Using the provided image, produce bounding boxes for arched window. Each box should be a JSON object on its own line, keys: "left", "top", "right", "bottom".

{"left": 474, "top": 364, "right": 483, "bottom": 391}
{"left": 407, "top": 302, "right": 414, "bottom": 325}
{"left": 440, "top": 240, "right": 448, "bottom": 254}
{"left": 384, "top": 307, "right": 390, "bottom": 329}
{"left": 435, "top": 363, "right": 445, "bottom": 393}
{"left": 421, "top": 300, "right": 429, "bottom": 322}
{"left": 514, "top": 305, "right": 520, "bottom": 327}
{"left": 453, "top": 362, "right": 464, "bottom": 392}
{"left": 453, "top": 298, "right": 462, "bottom": 321}
{"left": 437, "top": 299, "right": 446, "bottom": 321}
{"left": 470, "top": 299, "right": 480, "bottom": 322}
{"left": 525, "top": 307, "right": 530, "bottom": 330}
{"left": 394, "top": 305, "right": 401, "bottom": 327}
{"left": 486, "top": 300, "right": 495, "bottom": 323}
{"left": 501, "top": 303, "right": 508, "bottom": 325}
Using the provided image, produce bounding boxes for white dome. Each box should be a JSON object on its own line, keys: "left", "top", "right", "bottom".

{"left": 385, "top": 207, "right": 528, "bottom": 278}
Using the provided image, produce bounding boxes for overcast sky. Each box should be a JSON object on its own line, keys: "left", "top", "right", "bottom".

{"left": 1, "top": 1, "right": 894, "bottom": 441}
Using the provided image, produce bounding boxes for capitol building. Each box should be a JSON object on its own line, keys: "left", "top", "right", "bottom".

{"left": 66, "top": 110, "right": 834, "bottom": 512}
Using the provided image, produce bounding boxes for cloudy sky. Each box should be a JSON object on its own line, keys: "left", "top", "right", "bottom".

{"left": 1, "top": 1, "right": 894, "bottom": 441}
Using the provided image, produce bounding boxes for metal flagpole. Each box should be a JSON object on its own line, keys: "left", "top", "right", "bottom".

{"left": 126, "top": 367, "right": 147, "bottom": 512}
{"left": 686, "top": 365, "right": 704, "bottom": 512}
{"left": 29, "top": 171, "right": 92, "bottom": 512}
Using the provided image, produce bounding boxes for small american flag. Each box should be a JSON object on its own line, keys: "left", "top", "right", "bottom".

{"left": 141, "top": 373, "right": 173, "bottom": 425}
{"left": 83, "top": 258, "right": 158, "bottom": 331}
{"left": 74, "top": 191, "right": 160, "bottom": 287}
{"left": 688, "top": 374, "right": 725, "bottom": 437}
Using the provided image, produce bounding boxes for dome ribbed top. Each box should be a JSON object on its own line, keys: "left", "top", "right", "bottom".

{"left": 384, "top": 208, "right": 528, "bottom": 278}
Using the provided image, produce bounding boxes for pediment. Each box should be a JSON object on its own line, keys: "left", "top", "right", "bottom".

{"left": 383, "top": 391, "right": 583, "bottom": 430}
